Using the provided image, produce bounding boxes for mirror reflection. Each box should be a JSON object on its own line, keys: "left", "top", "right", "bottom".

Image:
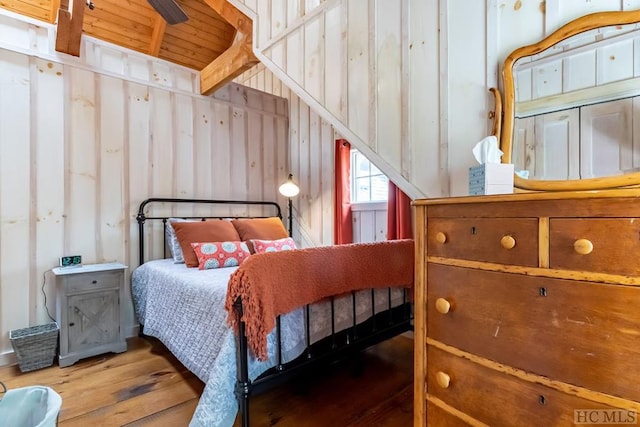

{"left": 500, "top": 11, "right": 640, "bottom": 190}
{"left": 513, "top": 95, "right": 640, "bottom": 180}
{"left": 511, "top": 22, "right": 640, "bottom": 181}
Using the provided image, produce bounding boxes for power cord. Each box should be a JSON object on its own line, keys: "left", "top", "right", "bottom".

{"left": 41, "top": 269, "right": 56, "bottom": 323}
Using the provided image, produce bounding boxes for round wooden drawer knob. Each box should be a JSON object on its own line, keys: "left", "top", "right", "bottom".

{"left": 574, "top": 239, "right": 593, "bottom": 255}
{"left": 501, "top": 235, "right": 516, "bottom": 249}
{"left": 435, "top": 371, "right": 451, "bottom": 389}
{"left": 435, "top": 298, "right": 451, "bottom": 314}
{"left": 435, "top": 232, "right": 447, "bottom": 244}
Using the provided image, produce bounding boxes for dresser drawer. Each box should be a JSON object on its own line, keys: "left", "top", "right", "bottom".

{"left": 427, "top": 263, "right": 640, "bottom": 401}
{"left": 426, "top": 400, "right": 471, "bottom": 426}
{"left": 427, "top": 345, "right": 620, "bottom": 426}
{"left": 427, "top": 218, "right": 538, "bottom": 267}
{"left": 549, "top": 218, "right": 640, "bottom": 276}
{"left": 64, "top": 271, "right": 121, "bottom": 294}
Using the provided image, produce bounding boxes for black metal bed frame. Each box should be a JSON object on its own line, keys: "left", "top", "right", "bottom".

{"left": 135, "top": 198, "right": 413, "bottom": 427}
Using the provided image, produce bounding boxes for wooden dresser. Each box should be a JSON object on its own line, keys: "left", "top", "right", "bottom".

{"left": 413, "top": 190, "right": 640, "bottom": 426}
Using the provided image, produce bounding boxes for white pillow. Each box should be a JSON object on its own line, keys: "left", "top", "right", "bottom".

{"left": 165, "top": 218, "right": 193, "bottom": 263}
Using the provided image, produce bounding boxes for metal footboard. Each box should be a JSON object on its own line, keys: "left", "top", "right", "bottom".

{"left": 233, "top": 289, "right": 413, "bottom": 427}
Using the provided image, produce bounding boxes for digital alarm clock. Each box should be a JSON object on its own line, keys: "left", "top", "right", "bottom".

{"left": 59, "top": 255, "right": 82, "bottom": 268}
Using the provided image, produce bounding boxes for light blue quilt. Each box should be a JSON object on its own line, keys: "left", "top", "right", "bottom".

{"left": 131, "top": 260, "right": 306, "bottom": 427}
{"left": 131, "top": 259, "right": 405, "bottom": 426}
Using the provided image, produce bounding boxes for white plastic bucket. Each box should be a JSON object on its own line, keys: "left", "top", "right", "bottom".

{"left": 0, "top": 385, "right": 61, "bottom": 427}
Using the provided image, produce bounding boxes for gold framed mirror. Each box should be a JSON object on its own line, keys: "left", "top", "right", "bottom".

{"left": 501, "top": 10, "right": 640, "bottom": 191}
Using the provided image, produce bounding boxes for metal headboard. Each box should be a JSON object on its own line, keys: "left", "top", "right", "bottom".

{"left": 135, "top": 198, "right": 282, "bottom": 265}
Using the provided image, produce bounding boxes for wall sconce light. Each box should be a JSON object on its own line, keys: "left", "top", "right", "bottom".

{"left": 278, "top": 174, "right": 300, "bottom": 236}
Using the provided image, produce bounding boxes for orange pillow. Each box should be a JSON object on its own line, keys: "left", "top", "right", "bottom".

{"left": 171, "top": 220, "right": 241, "bottom": 267}
{"left": 231, "top": 217, "right": 288, "bottom": 241}
{"left": 231, "top": 217, "right": 289, "bottom": 253}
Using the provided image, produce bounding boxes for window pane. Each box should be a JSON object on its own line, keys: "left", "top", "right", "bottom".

{"left": 371, "top": 175, "right": 389, "bottom": 201}
{"left": 355, "top": 152, "right": 371, "bottom": 177}
{"left": 349, "top": 149, "right": 389, "bottom": 202}
{"left": 355, "top": 177, "right": 370, "bottom": 202}
{"left": 370, "top": 162, "right": 383, "bottom": 176}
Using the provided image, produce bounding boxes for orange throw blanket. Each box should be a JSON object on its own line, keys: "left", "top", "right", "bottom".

{"left": 225, "top": 239, "right": 414, "bottom": 360}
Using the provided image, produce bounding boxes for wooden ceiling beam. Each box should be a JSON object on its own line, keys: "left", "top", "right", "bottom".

{"left": 149, "top": 15, "right": 167, "bottom": 57}
{"left": 200, "top": 33, "right": 259, "bottom": 95}
{"left": 55, "top": 0, "right": 86, "bottom": 57}
{"left": 200, "top": 0, "right": 258, "bottom": 95}
{"left": 201, "top": 0, "right": 253, "bottom": 34}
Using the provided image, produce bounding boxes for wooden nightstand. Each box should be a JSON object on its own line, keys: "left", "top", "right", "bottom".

{"left": 52, "top": 262, "right": 127, "bottom": 367}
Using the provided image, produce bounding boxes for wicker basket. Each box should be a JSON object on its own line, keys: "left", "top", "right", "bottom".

{"left": 9, "top": 322, "right": 59, "bottom": 373}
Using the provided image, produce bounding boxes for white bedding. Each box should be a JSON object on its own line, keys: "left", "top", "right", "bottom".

{"left": 131, "top": 258, "right": 406, "bottom": 426}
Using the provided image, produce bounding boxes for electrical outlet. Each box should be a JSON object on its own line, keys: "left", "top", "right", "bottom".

{"left": 59, "top": 255, "right": 82, "bottom": 268}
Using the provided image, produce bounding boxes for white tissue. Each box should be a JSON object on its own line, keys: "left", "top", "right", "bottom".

{"left": 472, "top": 135, "right": 503, "bottom": 164}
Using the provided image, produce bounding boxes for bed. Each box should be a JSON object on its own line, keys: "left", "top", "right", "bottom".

{"left": 131, "top": 198, "right": 414, "bottom": 427}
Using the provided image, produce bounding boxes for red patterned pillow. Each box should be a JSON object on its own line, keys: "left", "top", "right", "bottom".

{"left": 250, "top": 237, "right": 297, "bottom": 254}
{"left": 190, "top": 242, "right": 251, "bottom": 270}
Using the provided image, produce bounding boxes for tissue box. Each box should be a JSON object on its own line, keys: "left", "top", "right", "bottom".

{"left": 468, "top": 163, "right": 514, "bottom": 195}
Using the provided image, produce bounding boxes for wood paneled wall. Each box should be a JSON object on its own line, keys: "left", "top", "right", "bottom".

{"left": 237, "top": 64, "right": 390, "bottom": 248}
{"left": 0, "top": 11, "right": 288, "bottom": 365}
{"left": 496, "top": 0, "right": 640, "bottom": 66}
{"left": 230, "top": 0, "right": 447, "bottom": 199}
{"left": 232, "top": 0, "right": 640, "bottom": 197}
{"left": 237, "top": 63, "right": 335, "bottom": 248}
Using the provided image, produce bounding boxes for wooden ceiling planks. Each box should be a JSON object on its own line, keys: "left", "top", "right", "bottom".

{"left": 160, "top": 0, "right": 235, "bottom": 69}
{"left": 159, "top": 33, "right": 217, "bottom": 69}
{"left": 0, "top": 0, "right": 51, "bottom": 21}
{"left": 48, "top": 0, "right": 60, "bottom": 22}
{"left": 1, "top": 0, "right": 257, "bottom": 93}
{"left": 92, "top": 0, "right": 157, "bottom": 27}
{"left": 85, "top": 7, "right": 153, "bottom": 32}
{"left": 165, "top": 15, "right": 234, "bottom": 50}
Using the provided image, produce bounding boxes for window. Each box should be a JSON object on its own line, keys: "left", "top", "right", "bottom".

{"left": 350, "top": 150, "right": 388, "bottom": 202}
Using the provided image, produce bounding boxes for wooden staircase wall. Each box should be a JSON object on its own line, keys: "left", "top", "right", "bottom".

{"left": 229, "top": 0, "right": 447, "bottom": 200}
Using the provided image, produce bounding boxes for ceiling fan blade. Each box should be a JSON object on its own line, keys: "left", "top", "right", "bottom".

{"left": 147, "top": 0, "right": 189, "bottom": 25}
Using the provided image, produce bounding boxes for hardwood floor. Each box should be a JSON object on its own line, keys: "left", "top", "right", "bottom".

{"left": 0, "top": 335, "right": 413, "bottom": 426}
